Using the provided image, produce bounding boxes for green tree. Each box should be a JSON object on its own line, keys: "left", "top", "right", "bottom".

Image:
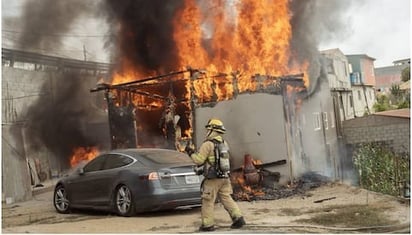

{"left": 388, "top": 84, "right": 410, "bottom": 109}
{"left": 373, "top": 94, "right": 391, "bottom": 112}
{"left": 390, "top": 84, "right": 402, "bottom": 98}
{"left": 401, "top": 66, "right": 410, "bottom": 82}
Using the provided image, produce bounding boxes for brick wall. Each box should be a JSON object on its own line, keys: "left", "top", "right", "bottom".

{"left": 343, "top": 115, "right": 410, "bottom": 154}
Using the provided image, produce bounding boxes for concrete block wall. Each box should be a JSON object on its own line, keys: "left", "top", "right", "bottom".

{"left": 2, "top": 125, "right": 33, "bottom": 203}
{"left": 343, "top": 115, "right": 410, "bottom": 154}
{"left": 2, "top": 56, "right": 110, "bottom": 202}
{"left": 2, "top": 67, "right": 51, "bottom": 123}
{"left": 2, "top": 67, "right": 53, "bottom": 202}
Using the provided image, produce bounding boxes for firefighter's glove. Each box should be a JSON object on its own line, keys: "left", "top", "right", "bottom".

{"left": 185, "top": 145, "right": 195, "bottom": 157}
{"left": 193, "top": 165, "right": 204, "bottom": 175}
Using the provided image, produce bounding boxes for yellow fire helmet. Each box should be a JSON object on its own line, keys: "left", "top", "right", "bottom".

{"left": 205, "top": 118, "right": 226, "bottom": 134}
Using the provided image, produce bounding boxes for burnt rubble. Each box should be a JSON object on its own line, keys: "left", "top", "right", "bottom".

{"left": 232, "top": 172, "right": 331, "bottom": 201}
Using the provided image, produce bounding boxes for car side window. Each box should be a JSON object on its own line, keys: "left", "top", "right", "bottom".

{"left": 83, "top": 155, "right": 107, "bottom": 173}
{"left": 103, "top": 154, "right": 134, "bottom": 170}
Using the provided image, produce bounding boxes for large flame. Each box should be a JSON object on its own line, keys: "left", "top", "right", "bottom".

{"left": 108, "top": 0, "right": 309, "bottom": 143}
{"left": 113, "top": 0, "right": 308, "bottom": 89}
{"left": 70, "top": 147, "right": 100, "bottom": 168}
{"left": 172, "top": 0, "right": 307, "bottom": 93}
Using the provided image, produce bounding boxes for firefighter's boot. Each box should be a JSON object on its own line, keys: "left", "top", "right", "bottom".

{"left": 199, "top": 225, "right": 215, "bottom": 232}
{"left": 231, "top": 216, "right": 246, "bottom": 229}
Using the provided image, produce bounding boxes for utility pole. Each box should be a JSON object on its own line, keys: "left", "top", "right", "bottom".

{"left": 83, "top": 45, "right": 87, "bottom": 61}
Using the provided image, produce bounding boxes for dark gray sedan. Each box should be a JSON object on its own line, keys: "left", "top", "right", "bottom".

{"left": 53, "top": 148, "right": 203, "bottom": 216}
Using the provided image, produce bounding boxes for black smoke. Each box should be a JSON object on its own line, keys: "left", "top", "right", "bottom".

{"left": 13, "top": 0, "right": 356, "bottom": 169}
{"left": 13, "top": 0, "right": 107, "bottom": 169}
{"left": 23, "top": 72, "right": 105, "bottom": 168}
{"left": 18, "top": 0, "right": 97, "bottom": 50}
{"left": 101, "top": 0, "right": 184, "bottom": 75}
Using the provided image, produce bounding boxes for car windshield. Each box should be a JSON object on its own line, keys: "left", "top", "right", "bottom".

{"left": 140, "top": 151, "right": 193, "bottom": 164}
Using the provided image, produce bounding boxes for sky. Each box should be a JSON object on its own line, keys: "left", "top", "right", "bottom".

{"left": 1, "top": 0, "right": 411, "bottom": 68}
{"left": 319, "top": 0, "right": 411, "bottom": 67}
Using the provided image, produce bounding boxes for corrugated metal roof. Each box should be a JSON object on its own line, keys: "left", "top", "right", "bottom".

{"left": 373, "top": 108, "right": 410, "bottom": 119}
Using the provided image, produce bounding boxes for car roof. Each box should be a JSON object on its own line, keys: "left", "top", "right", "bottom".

{"left": 107, "top": 148, "right": 183, "bottom": 159}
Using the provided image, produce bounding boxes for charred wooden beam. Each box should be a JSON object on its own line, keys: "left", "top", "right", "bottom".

{"left": 231, "top": 159, "right": 287, "bottom": 172}
{"left": 90, "top": 69, "right": 189, "bottom": 93}
{"left": 256, "top": 159, "right": 287, "bottom": 169}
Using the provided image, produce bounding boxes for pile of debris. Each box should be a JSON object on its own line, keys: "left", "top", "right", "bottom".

{"left": 232, "top": 171, "right": 331, "bottom": 202}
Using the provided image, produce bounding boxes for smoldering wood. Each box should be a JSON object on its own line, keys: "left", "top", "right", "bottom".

{"left": 231, "top": 172, "right": 331, "bottom": 201}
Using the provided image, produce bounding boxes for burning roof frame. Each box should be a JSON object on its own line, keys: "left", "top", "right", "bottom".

{"left": 90, "top": 68, "right": 307, "bottom": 150}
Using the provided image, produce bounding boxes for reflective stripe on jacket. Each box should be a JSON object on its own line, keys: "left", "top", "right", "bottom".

{"left": 191, "top": 136, "right": 224, "bottom": 166}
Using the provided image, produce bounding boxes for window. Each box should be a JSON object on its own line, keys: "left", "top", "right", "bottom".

{"left": 104, "top": 154, "right": 134, "bottom": 170}
{"left": 322, "top": 112, "right": 328, "bottom": 130}
{"left": 313, "top": 113, "right": 321, "bottom": 131}
{"left": 83, "top": 155, "right": 107, "bottom": 173}
{"left": 358, "top": 90, "right": 362, "bottom": 100}
{"left": 349, "top": 95, "right": 353, "bottom": 108}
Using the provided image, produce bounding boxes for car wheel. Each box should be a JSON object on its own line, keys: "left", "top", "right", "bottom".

{"left": 114, "top": 184, "right": 135, "bottom": 216}
{"left": 54, "top": 185, "right": 70, "bottom": 214}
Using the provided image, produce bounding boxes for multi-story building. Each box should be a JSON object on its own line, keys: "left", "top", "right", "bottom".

{"left": 320, "top": 48, "right": 355, "bottom": 135}
{"left": 346, "top": 54, "right": 377, "bottom": 117}
{"left": 375, "top": 58, "right": 410, "bottom": 94}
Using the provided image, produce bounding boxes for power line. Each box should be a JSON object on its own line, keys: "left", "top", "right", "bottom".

{"left": 2, "top": 36, "right": 110, "bottom": 62}
{"left": 2, "top": 29, "right": 110, "bottom": 38}
{"left": 2, "top": 45, "right": 111, "bottom": 63}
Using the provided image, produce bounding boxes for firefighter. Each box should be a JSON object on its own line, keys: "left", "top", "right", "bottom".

{"left": 185, "top": 118, "right": 246, "bottom": 231}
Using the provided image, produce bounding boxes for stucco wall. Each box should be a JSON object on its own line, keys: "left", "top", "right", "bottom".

{"left": 299, "top": 78, "right": 341, "bottom": 180}
{"left": 361, "top": 59, "right": 376, "bottom": 86}
{"left": 343, "top": 115, "right": 410, "bottom": 154}
{"left": 194, "top": 93, "right": 291, "bottom": 184}
{"left": 375, "top": 64, "right": 408, "bottom": 92}
{"left": 194, "top": 81, "right": 345, "bottom": 184}
{"left": 352, "top": 86, "right": 375, "bottom": 117}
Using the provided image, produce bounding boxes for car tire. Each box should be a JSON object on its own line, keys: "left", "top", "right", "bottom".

{"left": 114, "top": 184, "right": 135, "bottom": 217}
{"left": 54, "top": 185, "right": 71, "bottom": 214}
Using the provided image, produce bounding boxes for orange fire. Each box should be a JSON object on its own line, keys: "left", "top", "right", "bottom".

{"left": 172, "top": 0, "right": 307, "bottom": 92}
{"left": 69, "top": 147, "right": 100, "bottom": 168}
{"left": 113, "top": 0, "right": 308, "bottom": 98}
{"left": 230, "top": 155, "right": 266, "bottom": 201}
{"left": 108, "top": 1, "right": 309, "bottom": 143}
{"left": 231, "top": 170, "right": 265, "bottom": 201}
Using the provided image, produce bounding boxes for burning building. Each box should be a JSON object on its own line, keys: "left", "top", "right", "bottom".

{"left": 2, "top": 0, "right": 353, "bottom": 202}
{"left": 91, "top": 0, "right": 345, "bottom": 185}
{"left": 91, "top": 68, "right": 341, "bottom": 188}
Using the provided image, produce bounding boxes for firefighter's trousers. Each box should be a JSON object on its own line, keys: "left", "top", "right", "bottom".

{"left": 201, "top": 178, "right": 242, "bottom": 227}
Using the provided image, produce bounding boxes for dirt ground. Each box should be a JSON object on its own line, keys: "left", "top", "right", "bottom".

{"left": 2, "top": 182, "right": 410, "bottom": 233}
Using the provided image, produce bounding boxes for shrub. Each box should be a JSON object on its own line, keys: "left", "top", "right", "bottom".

{"left": 353, "top": 143, "right": 410, "bottom": 196}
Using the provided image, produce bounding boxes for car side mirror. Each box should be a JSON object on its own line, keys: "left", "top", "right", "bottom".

{"left": 79, "top": 168, "right": 85, "bottom": 175}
